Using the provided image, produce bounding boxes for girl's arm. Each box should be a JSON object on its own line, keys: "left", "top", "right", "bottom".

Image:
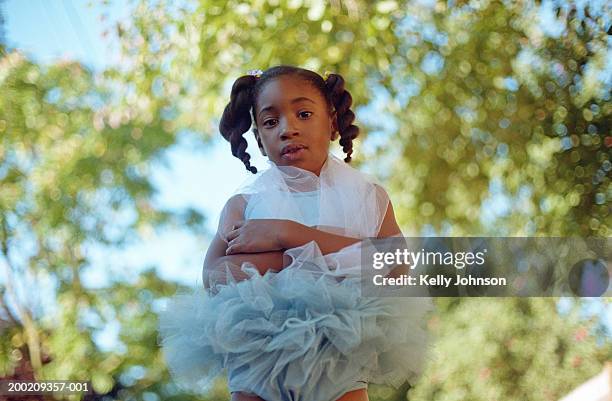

{"left": 284, "top": 196, "right": 407, "bottom": 270}
{"left": 279, "top": 222, "right": 360, "bottom": 255}
{"left": 376, "top": 199, "right": 410, "bottom": 278}
{"left": 280, "top": 200, "right": 408, "bottom": 279}
{"left": 225, "top": 184, "right": 402, "bottom": 257}
{"left": 203, "top": 233, "right": 289, "bottom": 282}
{"left": 208, "top": 189, "right": 406, "bottom": 289}
{"left": 203, "top": 195, "right": 291, "bottom": 291}
{"left": 279, "top": 199, "right": 403, "bottom": 254}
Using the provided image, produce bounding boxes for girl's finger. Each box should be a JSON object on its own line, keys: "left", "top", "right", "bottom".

{"left": 226, "top": 228, "right": 240, "bottom": 242}
{"left": 226, "top": 236, "right": 241, "bottom": 254}
{"left": 226, "top": 243, "right": 240, "bottom": 255}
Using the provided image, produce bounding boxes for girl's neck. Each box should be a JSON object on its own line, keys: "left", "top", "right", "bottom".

{"left": 311, "top": 157, "right": 327, "bottom": 176}
{"left": 269, "top": 155, "right": 330, "bottom": 177}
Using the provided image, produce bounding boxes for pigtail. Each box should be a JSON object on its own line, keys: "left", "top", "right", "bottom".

{"left": 324, "top": 73, "right": 359, "bottom": 163}
{"left": 219, "top": 75, "right": 258, "bottom": 173}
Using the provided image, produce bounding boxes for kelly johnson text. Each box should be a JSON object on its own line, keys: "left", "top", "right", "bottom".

{"left": 372, "top": 274, "right": 507, "bottom": 287}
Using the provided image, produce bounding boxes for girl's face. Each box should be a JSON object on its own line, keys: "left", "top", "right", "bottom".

{"left": 253, "top": 76, "right": 337, "bottom": 176}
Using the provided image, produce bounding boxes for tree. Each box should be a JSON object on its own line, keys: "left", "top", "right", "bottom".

{"left": 376, "top": 0, "right": 610, "bottom": 236}
{"left": 409, "top": 298, "right": 611, "bottom": 401}
{"left": 0, "top": 51, "right": 209, "bottom": 399}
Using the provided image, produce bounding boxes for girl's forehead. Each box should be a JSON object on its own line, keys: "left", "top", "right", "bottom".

{"left": 256, "top": 76, "right": 325, "bottom": 108}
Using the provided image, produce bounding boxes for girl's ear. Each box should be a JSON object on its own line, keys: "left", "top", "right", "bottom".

{"left": 253, "top": 128, "right": 267, "bottom": 156}
{"left": 330, "top": 110, "right": 339, "bottom": 140}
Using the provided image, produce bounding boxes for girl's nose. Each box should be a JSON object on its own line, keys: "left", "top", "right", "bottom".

{"left": 279, "top": 119, "right": 300, "bottom": 139}
{"left": 280, "top": 129, "right": 299, "bottom": 140}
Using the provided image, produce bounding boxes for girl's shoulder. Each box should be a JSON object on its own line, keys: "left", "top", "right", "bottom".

{"left": 222, "top": 193, "right": 251, "bottom": 212}
{"left": 372, "top": 182, "right": 390, "bottom": 199}
{"left": 217, "top": 193, "right": 251, "bottom": 234}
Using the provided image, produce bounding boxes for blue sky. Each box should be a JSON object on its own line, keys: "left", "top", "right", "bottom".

{"left": 4, "top": 0, "right": 124, "bottom": 69}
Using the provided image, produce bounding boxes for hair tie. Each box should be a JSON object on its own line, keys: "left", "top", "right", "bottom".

{"left": 247, "top": 69, "right": 263, "bottom": 78}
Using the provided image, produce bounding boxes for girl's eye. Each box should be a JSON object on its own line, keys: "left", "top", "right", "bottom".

{"left": 263, "top": 119, "right": 278, "bottom": 127}
{"left": 263, "top": 112, "right": 311, "bottom": 128}
{"left": 299, "top": 111, "right": 313, "bottom": 119}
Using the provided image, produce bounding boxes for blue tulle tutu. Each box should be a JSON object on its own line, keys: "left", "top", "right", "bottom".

{"left": 158, "top": 241, "right": 432, "bottom": 401}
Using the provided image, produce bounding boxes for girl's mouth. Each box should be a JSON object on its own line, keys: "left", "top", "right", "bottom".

{"left": 281, "top": 144, "right": 307, "bottom": 161}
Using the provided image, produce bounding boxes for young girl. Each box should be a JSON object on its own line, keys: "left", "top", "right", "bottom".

{"left": 158, "top": 66, "right": 432, "bottom": 401}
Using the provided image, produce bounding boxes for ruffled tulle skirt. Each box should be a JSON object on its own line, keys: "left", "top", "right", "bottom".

{"left": 158, "top": 241, "right": 433, "bottom": 401}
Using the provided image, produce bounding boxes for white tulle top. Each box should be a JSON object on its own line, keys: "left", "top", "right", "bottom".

{"left": 220, "top": 152, "right": 390, "bottom": 240}
{"left": 245, "top": 190, "right": 321, "bottom": 227}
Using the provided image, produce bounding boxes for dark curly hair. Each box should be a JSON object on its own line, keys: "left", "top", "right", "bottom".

{"left": 219, "top": 65, "right": 359, "bottom": 173}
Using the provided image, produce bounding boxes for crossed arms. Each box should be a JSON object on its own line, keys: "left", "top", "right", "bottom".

{"left": 202, "top": 194, "right": 405, "bottom": 292}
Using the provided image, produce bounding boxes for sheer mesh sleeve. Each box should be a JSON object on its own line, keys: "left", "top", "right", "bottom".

{"left": 203, "top": 194, "right": 258, "bottom": 294}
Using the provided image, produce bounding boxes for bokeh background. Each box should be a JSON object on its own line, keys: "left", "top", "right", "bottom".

{"left": 0, "top": 0, "right": 610, "bottom": 400}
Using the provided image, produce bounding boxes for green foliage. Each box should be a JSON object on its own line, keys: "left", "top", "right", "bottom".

{"left": 109, "top": 0, "right": 408, "bottom": 136}
{"left": 0, "top": 53, "right": 206, "bottom": 399}
{"left": 409, "top": 299, "right": 611, "bottom": 401}
{"left": 377, "top": 0, "right": 610, "bottom": 236}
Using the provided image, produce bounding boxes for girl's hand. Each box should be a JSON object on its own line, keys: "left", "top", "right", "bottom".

{"left": 224, "top": 219, "right": 298, "bottom": 255}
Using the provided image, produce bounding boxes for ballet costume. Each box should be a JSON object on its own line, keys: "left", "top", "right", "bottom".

{"left": 158, "top": 153, "right": 433, "bottom": 401}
